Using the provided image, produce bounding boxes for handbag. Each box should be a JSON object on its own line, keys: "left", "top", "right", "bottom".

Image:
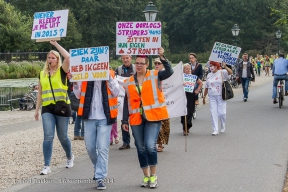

{"left": 48, "top": 72, "right": 70, "bottom": 116}
{"left": 221, "top": 71, "right": 234, "bottom": 100}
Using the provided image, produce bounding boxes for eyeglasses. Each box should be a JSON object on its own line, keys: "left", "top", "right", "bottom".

{"left": 154, "top": 62, "right": 162, "bottom": 65}
{"left": 135, "top": 62, "right": 146, "bottom": 66}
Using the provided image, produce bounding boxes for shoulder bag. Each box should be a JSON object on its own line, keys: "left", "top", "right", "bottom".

{"left": 221, "top": 71, "right": 234, "bottom": 100}
{"left": 48, "top": 73, "right": 70, "bottom": 116}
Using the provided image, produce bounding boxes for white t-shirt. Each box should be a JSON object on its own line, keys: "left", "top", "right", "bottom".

{"left": 242, "top": 62, "right": 248, "bottom": 78}
{"left": 205, "top": 70, "right": 229, "bottom": 96}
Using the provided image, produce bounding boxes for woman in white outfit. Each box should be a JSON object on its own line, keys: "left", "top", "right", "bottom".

{"left": 203, "top": 61, "right": 232, "bottom": 135}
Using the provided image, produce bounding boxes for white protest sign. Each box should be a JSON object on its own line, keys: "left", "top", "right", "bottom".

{"left": 162, "top": 62, "right": 187, "bottom": 118}
{"left": 209, "top": 42, "right": 241, "bottom": 65}
{"left": 117, "top": 76, "right": 129, "bottom": 120}
{"left": 31, "top": 10, "right": 69, "bottom": 42}
{"left": 69, "top": 46, "right": 110, "bottom": 82}
{"left": 183, "top": 74, "right": 197, "bottom": 93}
{"left": 116, "top": 22, "right": 161, "bottom": 55}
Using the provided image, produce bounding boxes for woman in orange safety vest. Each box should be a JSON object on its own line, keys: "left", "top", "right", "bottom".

{"left": 122, "top": 47, "right": 173, "bottom": 188}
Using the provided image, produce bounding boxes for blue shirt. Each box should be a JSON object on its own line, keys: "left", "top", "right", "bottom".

{"left": 272, "top": 57, "right": 288, "bottom": 75}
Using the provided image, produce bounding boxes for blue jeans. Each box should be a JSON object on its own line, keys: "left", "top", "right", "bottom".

{"left": 131, "top": 117, "right": 161, "bottom": 168}
{"left": 84, "top": 119, "right": 111, "bottom": 180}
{"left": 42, "top": 113, "right": 72, "bottom": 166}
{"left": 241, "top": 78, "right": 251, "bottom": 98}
{"left": 71, "top": 110, "right": 76, "bottom": 121}
{"left": 121, "top": 126, "right": 130, "bottom": 145}
{"left": 74, "top": 114, "right": 84, "bottom": 137}
{"left": 272, "top": 75, "right": 288, "bottom": 98}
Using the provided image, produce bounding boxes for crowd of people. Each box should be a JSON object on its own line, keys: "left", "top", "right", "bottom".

{"left": 33, "top": 43, "right": 288, "bottom": 190}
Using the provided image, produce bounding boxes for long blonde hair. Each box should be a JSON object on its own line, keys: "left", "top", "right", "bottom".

{"left": 43, "top": 50, "right": 62, "bottom": 76}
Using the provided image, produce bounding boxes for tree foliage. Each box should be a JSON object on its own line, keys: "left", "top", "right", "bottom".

{"left": 1, "top": 0, "right": 287, "bottom": 55}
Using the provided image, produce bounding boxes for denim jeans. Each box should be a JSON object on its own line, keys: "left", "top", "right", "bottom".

{"left": 272, "top": 75, "right": 288, "bottom": 98}
{"left": 71, "top": 110, "right": 76, "bottom": 122}
{"left": 241, "top": 78, "right": 251, "bottom": 99}
{"left": 84, "top": 119, "right": 111, "bottom": 180}
{"left": 74, "top": 114, "right": 84, "bottom": 137}
{"left": 121, "top": 126, "right": 130, "bottom": 145}
{"left": 42, "top": 113, "right": 72, "bottom": 166}
{"left": 131, "top": 117, "right": 161, "bottom": 168}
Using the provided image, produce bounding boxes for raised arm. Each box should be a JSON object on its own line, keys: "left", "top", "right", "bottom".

{"left": 50, "top": 40, "right": 70, "bottom": 73}
{"left": 158, "top": 47, "right": 174, "bottom": 81}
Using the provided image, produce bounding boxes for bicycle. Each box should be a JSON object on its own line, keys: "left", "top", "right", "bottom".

{"left": 19, "top": 83, "right": 38, "bottom": 110}
{"left": 278, "top": 80, "right": 284, "bottom": 108}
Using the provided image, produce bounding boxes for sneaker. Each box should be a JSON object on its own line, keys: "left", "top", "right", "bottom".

{"left": 149, "top": 175, "right": 158, "bottom": 188}
{"left": 244, "top": 98, "right": 247, "bottom": 102}
{"left": 40, "top": 166, "right": 51, "bottom": 175}
{"left": 97, "top": 179, "right": 106, "bottom": 190}
{"left": 273, "top": 99, "right": 278, "bottom": 104}
{"left": 212, "top": 130, "right": 219, "bottom": 136}
{"left": 220, "top": 127, "right": 225, "bottom": 133}
{"left": 66, "top": 154, "right": 74, "bottom": 168}
{"left": 141, "top": 176, "right": 149, "bottom": 187}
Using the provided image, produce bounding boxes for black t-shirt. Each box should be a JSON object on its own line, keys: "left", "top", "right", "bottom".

{"left": 39, "top": 67, "right": 71, "bottom": 117}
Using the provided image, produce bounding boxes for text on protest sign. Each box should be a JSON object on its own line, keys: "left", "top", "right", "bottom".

{"left": 69, "top": 46, "right": 109, "bottom": 82}
{"left": 31, "top": 10, "right": 69, "bottom": 41}
{"left": 116, "top": 22, "right": 161, "bottom": 55}
{"left": 183, "top": 74, "right": 197, "bottom": 93}
{"left": 209, "top": 42, "right": 242, "bottom": 65}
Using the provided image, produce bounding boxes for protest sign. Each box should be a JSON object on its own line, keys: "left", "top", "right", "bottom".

{"left": 116, "top": 22, "right": 161, "bottom": 55}
{"left": 183, "top": 74, "right": 197, "bottom": 93}
{"left": 31, "top": 10, "right": 69, "bottom": 42}
{"left": 69, "top": 46, "right": 110, "bottom": 82}
{"left": 162, "top": 62, "right": 187, "bottom": 118}
{"left": 209, "top": 42, "right": 241, "bottom": 65}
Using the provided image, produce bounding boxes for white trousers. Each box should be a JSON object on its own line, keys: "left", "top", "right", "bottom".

{"left": 208, "top": 95, "right": 226, "bottom": 131}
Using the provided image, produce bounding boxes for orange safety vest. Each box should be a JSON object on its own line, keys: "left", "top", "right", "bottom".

{"left": 78, "top": 70, "right": 118, "bottom": 118}
{"left": 123, "top": 70, "right": 169, "bottom": 125}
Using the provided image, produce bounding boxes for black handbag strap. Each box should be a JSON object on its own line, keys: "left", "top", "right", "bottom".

{"left": 48, "top": 72, "right": 67, "bottom": 102}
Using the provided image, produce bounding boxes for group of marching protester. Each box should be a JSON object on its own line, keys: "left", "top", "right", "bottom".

{"left": 34, "top": 41, "right": 288, "bottom": 190}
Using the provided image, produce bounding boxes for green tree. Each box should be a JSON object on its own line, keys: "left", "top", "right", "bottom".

{"left": 0, "top": 0, "right": 35, "bottom": 51}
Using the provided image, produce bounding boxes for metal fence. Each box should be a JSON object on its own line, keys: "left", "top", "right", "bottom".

{"left": 0, "top": 50, "right": 117, "bottom": 63}
{"left": 0, "top": 87, "right": 27, "bottom": 111}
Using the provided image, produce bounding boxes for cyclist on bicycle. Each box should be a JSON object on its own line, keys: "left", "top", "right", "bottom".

{"left": 272, "top": 53, "right": 288, "bottom": 104}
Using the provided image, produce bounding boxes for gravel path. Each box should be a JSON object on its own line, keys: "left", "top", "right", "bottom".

{"left": 0, "top": 74, "right": 274, "bottom": 189}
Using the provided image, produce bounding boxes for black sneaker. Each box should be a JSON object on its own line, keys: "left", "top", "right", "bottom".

{"left": 244, "top": 98, "right": 247, "bottom": 102}
{"left": 97, "top": 179, "right": 106, "bottom": 190}
{"left": 273, "top": 99, "right": 278, "bottom": 104}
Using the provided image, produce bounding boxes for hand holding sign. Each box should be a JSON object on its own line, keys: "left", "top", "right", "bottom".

{"left": 159, "top": 47, "right": 165, "bottom": 59}
{"left": 50, "top": 40, "right": 58, "bottom": 46}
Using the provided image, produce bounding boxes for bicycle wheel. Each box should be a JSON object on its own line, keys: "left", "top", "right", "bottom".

{"left": 26, "top": 96, "right": 35, "bottom": 111}
{"left": 279, "top": 87, "right": 283, "bottom": 108}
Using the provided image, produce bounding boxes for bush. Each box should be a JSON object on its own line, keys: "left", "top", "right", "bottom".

{"left": 0, "top": 61, "right": 44, "bottom": 79}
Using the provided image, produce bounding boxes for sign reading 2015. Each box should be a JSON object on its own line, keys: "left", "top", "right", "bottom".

{"left": 31, "top": 10, "right": 69, "bottom": 40}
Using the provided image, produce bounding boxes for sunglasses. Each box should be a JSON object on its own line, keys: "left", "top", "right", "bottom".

{"left": 154, "top": 62, "right": 162, "bottom": 65}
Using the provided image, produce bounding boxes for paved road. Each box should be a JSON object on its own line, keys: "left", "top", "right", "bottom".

{"left": 4, "top": 81, "right": 288, "bottom": 192}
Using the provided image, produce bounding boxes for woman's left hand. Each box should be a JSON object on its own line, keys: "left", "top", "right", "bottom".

{"left": 159, "top": 47, "right": 164, "bottom": 59}
{"left": 194, "top": 89, "right": 199, "bottom": 95}
{"left": 50, "top": 40, "right": 58, "bottom": 46}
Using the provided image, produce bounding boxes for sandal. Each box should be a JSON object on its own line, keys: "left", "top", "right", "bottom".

{"left": 115, "top": 139, "right": 119, "bottom": 144}
{"left": 157, "top": 145, "right": 164, "bottom": 152}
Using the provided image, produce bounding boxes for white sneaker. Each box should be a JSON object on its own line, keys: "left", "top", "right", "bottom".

{"left": 66, "top": 154, "right": 74, "bottom": 168}
{"left": 40, "top": 166, "right": 51, "bottom": 175}
{"left": 212, "top": 130, "right": 219, "bottom": 136}
{"left": 220, "top": 127, "right": 225, "bottom": 133}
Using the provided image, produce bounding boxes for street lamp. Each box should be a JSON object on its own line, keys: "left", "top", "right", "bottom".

{"left": 276, "top": 30, "right": 282, "bottom": 55}
{"left": 143, "top": 1, "right": 158, "bottom": 70}
{"left": 231, "top": 24, "right": 240, "bottom": 46}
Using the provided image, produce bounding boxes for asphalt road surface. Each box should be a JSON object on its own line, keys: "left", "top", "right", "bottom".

{"left": 5, "top": 81, "right": 288, "bottom": 192}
